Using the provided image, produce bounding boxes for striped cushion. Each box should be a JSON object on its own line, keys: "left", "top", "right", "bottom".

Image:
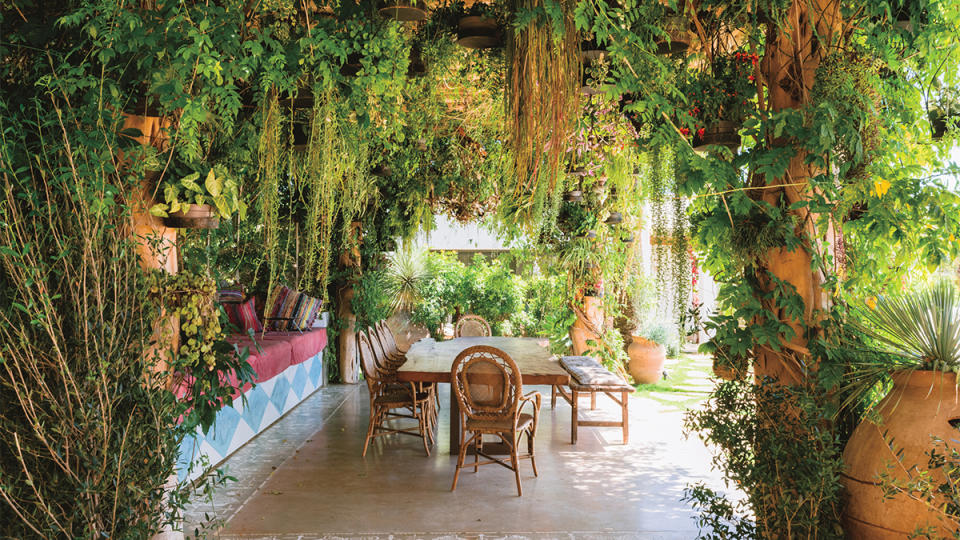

{"left": 223, "top": 302, "right": 243, "bottom": 330}
{"left": 237, "top": 297, "right": 263, "bottom": 333}
{"left": 267, "top": 285, "right": 292, "bottom": 330}
{"left": 291, "top": 294, "right": 322, "bottom": 331}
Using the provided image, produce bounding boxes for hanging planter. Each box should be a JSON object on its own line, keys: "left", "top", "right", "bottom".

{"left": 564, "top": 189, "right": 583, "bottom": 202}
{"left": 604, "top": 211, "right": 623, "bottom": 225}
{"left": 655, "top": 15, "right": 692, "bottom": 55}
{"left": 621, "top": 232, "right": 635, "bottom": 243}
{"left": 378, "top": 0, "right": 427, "bottom": 21}
{"left": 568, "top": 165, "right": 588, "bottom": 176}
{"left": 692, "top": 120, "right": 741, "bottom": 153}
{"left": 162, "top": 204, "right": 220, "bottom": 229}
{"left": 580, "top": 37, "right": 607, "bottom": 64}
{"left": 456, "top": 16, "right": 500, "bottom": 49}
{"left": 575, "top": 229, "right": 597, "bottom": 240}
{"left": 929, "top": 107, "right": 959, "bottom": 140}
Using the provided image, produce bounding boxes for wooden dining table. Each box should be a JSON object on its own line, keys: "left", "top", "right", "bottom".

{"left": 396, "top": 336, "right": 570, "bottom": 453}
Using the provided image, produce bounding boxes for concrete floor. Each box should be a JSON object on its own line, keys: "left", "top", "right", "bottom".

{"left": 184, "top": 361, "right": 731, "bottom": 540}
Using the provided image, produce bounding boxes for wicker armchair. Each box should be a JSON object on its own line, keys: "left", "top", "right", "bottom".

{"left": 450, "top": 345, "right": 541, "bottom": 496}
{"left": 455, "top": 314, "right": 491, "bottom": 338}
{"left": 358, "top": 331, "right": 434, "bottom": 457}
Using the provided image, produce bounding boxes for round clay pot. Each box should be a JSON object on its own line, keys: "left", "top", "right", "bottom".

{"left": 627, "top": 336, "right": 666, "bottom": 384}
{"left": 378, "top": 0, "right": 427, "bottom": 21}
{"left": 162, "top": 204, "right": 220, "bottom": 229}
{"left": 456, "top": 16, "right": 500, "bottom": 49}
{"left": 693, "top": 120, "right": 741, "bottom": 153}
{"left": 841, "top": 370, "right": 960, "bottom": 539}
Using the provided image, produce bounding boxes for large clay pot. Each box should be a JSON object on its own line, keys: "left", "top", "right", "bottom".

{"left": 627, "top": 337, "right": 666, "bottom": 384}
{"left": 570, "top": 295, "right": 603, "bottom": 355}
{"left": 161, "top": 204, "right": 219, "bottom": 229}
{"left": 841, "top": 370, "right": 960, "bottom": 539}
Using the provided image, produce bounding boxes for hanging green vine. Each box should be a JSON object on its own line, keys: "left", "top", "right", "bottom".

{"left": 258, "top": 91, "right": 284, "bottom": 306}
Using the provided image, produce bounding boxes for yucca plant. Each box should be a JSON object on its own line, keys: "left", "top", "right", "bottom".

{"left": 383, "top": 245, "right": 435, "bottom": 313}
{"left": 861, "top": 279, "right": 960, "bottom": 372}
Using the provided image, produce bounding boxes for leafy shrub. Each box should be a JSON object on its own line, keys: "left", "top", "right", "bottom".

{"left": 639, "top": 322, "right": 681, "bottom": 358}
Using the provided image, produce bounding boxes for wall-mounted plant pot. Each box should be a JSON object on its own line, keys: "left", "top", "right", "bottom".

{"left": 378, "top": 0, "right": 427, "bottom": 21}
{"left": 692, "top": 120, "right": 741, "bottom": 153}
{"left": 621, "top": 233, "right": 635, "bottom": 243}
{"left": 929, "top": 109, "right": 958, "bottom": 140}
{"left": 564, "top": 190, "right": 583, "bottom": 202}
{"left": 575, "top": 230, "right": 597, "bottom": 240}
{"left": 580, "top": 38, "right": 607, "bottom": 64}
{"left": 604, "top": 212, "right": 623, "bottom": 225}
{"left": 371, "top": 164, "right": 392, "bottom": 177}
{"left": 457, "top": 16, "right": 500, "bottom": 49}
{"left": 340, "top": 54, "right": 362, "bottom": 77}
{"left": 162, "top": 204, "right": 220, "bottom": 229}
{"left": 567, "top": 165, "right": 588, "bottom": 176}
{"left": 655, "top": 15, "right": 692, "bottom": 55}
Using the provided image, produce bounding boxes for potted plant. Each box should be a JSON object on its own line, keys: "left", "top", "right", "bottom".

{"left": 680, "top": 52, "right": 758, "bottom": 153}
{"left": 841, "top": 280, "right": 960, "bottom": 538}
{"left": 148, "top": 161, "right": 246, "bottom": 229}
{"left": 627, "top": 323, "right": 671, "bottom": 384}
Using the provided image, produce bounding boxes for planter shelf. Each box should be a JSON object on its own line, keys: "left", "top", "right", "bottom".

{"left": 162, "top": 204, "right": 220, "bottom": 229}
{"left": 457, "top": 16, "right": 500, "bottom": 49}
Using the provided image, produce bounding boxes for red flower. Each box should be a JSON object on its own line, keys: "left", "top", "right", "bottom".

{"left": 697, "top": 128, "right": 705, "bottom": 137}
{"left": 748, "top": 75, "right": 755, "bottom": 81}
{"left": 679, "top": 127, "right": 690, "bottom": 136}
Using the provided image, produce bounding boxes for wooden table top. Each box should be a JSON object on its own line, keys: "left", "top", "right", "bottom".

{"left": 397, "top": 336, "right": 570, "bottom": 385}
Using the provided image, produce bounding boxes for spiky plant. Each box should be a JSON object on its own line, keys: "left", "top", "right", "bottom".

{"left": 862, "top": 279, "right": 960, "bottom": 372}
{"left": 384, "top": 245, "right": 434, "bottom": 313}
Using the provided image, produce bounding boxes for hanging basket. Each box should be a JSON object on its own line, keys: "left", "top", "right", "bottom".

{"left": 456, "top": 16, "right": 500, "bottom": 49}
{"left": 655, "top": 15, "right": 692, "bottom": 55}
{"left": 575, "top": 229, "right": 597, "bottom": 240}
{"left": 621, "top": 232, "right": 635, "bottom": 243}
{"left": 162, "top": 204, "right": 220, "bottom": 229}
{"left": 604, "top": 212, "right": 623, "bottom": 225}
{"left": 564, "top": 190, "right": 583, "bottom": 202}
{"left": 580, "top": 38, "right": 607, "bottom": 64}
{"left": 378, "top": 0, "right": 427, "bottom": 21}
{"left": 929, "top": 108, "right": 958, "bottom": 140}
{"left": 692, "top": 120, "right": 741, "bottom": 153}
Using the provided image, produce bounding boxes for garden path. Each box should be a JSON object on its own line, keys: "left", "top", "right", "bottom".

{"left": 184, "top": 352, "right": 732, "bottom": 539}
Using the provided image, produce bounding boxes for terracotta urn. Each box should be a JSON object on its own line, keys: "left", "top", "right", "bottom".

{"left": 841, "top": 370, "right": 960, "bottom": 539}
{"left": 627, "top": 336, "right": 666, "bottom": 384}
{"left": 569, "top": 295, "right": 603, "bottom": 355}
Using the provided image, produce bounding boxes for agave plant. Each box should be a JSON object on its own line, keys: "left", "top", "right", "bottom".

{"left": 861, "top": 279, "right": 960, "bottom": 372}
{"left": 383, "top": 245, "right": 434, "bottom": 313}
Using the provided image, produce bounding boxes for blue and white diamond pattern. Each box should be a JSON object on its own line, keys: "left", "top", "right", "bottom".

{"left": 177, "top": 351, "right": 326, "bottom": 482}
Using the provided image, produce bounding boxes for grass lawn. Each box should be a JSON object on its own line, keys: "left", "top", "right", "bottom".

{"left": 632, "top": 347, "right": 716, "bottom": 412}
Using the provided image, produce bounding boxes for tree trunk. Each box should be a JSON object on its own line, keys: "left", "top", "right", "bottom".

{"left": 337, "top": 221, "right": 363, "bottom": 384}
{"left": 754, "top": 0, "right": 842, "bottom": 384}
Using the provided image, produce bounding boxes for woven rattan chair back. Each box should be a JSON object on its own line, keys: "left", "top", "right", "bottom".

{"left": 357, "top": 331, "right": 384, "bottom": 392}
{"left": 366, "top": 328, "right": 395, "bottom": 371}
{"left": 375, "top": 320, "right": 401, "bottom": 355}
{"left": 455, "top": 314, "right": 491, "bottom": 338}
{"left": 451, "top": 345, "right": 521, "bottom": 422}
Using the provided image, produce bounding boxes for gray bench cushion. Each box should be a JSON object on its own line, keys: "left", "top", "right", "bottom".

{"left": 559, "top": 356, "right": 631, "bottom": 391}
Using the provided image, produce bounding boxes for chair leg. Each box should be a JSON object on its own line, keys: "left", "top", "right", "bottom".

{"left": 419, "top": 406, "right": 431, "bottom": 457}
{"left": 551, "top": 385, "right": 556, "bottom": 409}
{"left": 590, "top": 391, "right": 597, "bottom": 410}
{"left": 528, "top": 428, "right": 538, "bottom": 477}
{"left": 621, "top": 389, "right": 629, "bottom": 444}
{"left": 451, "top": 431, "right": 470, "bottom": 491}
{"left": 473, "top": 435, "right": 480, "bottom": 473}
{"left": 510, "top": 436, "right": 522, "bottom": 496}
{"left": 571, "top": 389, "right": 579, "bottom": 444}
{"left": 362, "top": 402, "right": 379, "bottom": 457}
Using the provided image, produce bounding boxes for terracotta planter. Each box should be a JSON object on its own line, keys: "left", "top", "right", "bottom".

{"left": 456, "top": 16, "right": 500, "bottom": 49}
{"left": 569, "top": 295, "right": 603, "bottom": 355}
{"left": 378, "top": 0, "right": 427, "bottom": 21}
{"left": 693, "top": 120, "right": 741, "bottom": 153}
{"left": 161, "top": 204, "right": 220, "bottom": 229}
{"left": 627, "top": 337, "right": 666, "bottom": 384}
{"left": 655, "top": 15, "right": 691, "bottom": 55}
{"left": 841, "top": 370, "right": 960, "bottom": 539}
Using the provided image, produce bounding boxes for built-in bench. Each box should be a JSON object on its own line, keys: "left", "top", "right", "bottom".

{"left": 552, "top": 355, "right": 632, "bottom": 444}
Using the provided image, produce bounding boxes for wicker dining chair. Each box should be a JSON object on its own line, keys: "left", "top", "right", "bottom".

{"left": 358, "top": 331, "right": 434, "bottom": 457}
{"left": 455, "top": 314, "right": 492, "bottom": 338}
{"left": 376, "top": 320, "right": 411, "bottom": 354}
{"left": 450, "top": 345, "right": 541, "bottom": 496}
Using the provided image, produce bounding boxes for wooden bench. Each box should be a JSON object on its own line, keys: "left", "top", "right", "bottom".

{"left": 552, "top": 356, "right": 632, "bottom": 444}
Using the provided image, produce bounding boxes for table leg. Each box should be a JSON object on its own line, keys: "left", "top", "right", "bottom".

{"left": 621, "top": 389, "right": 629, "bottom": 444}
{"left": 449, "top": 382, "right": 461, "bottom": 453}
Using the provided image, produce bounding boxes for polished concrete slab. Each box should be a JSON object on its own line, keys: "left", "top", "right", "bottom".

{"left": 185, "top": 366, "right": 732, "bottom": 539}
